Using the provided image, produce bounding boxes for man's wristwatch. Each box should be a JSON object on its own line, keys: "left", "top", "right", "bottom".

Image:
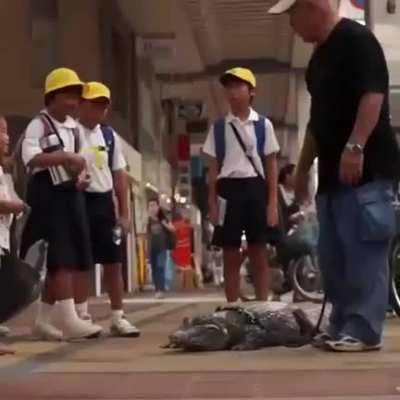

{"left": 345, "top": 142, "right": 364, "bottom": 154}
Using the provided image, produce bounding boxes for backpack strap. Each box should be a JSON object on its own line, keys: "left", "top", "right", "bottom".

{"left": 213, "top": 118, "right": 226, "bottom": 170}
{"left": 253, "top": 116, "right": 266, "bottom": 159}
{"left": 38, "top": 113, "right": 65, "bottom": 148}
{"left": 38, "top": 113, "right": 81, "bottom": 153}
{"left": 254, "top": 116, "right": 267, "bottom": 177}
{"left": 100, "top": 125, "right": 115, "bottom": 171}
{"left": 71, "top": 127, "right": 80, "bottom": 153}
{"left": 37, "top": 114, "right": 53, "bottom": 139}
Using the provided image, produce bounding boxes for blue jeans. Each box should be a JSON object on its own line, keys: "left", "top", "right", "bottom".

{"left": 317, "top": 180, "right": 395, "bottom": 345}
{"left": 150, "top": 250, "right": 167, "bottom": 292}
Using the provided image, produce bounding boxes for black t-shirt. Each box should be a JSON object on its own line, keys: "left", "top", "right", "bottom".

{"left": 306, "top": 18, "right": 400, "bottom": 193}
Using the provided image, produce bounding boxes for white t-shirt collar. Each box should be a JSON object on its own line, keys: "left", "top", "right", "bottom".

{"left": 226, "top": 108, "right": 259, "bottom": 124}
{"left": 41, "top": 109, "right": 77, "bottom": 130}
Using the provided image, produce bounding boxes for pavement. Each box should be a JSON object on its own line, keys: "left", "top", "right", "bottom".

{"left": 0, "top": 290, "right": 400, "bottom": 399}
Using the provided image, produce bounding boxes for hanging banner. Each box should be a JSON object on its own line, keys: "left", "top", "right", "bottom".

{"left": 178, "top": 134, "right": 190, "bottom": 161}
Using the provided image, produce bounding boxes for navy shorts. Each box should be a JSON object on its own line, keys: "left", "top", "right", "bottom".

{"left": 85, "top": 191, "right": 122, "bottom": 265}
{"left": 21, "top": 171, "right": 93, "bottom": 272}
{"left": 212, "top": 177, "right": 279, "bottom": 248}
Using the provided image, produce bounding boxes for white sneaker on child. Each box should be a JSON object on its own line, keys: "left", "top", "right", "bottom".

{"left": 56, "top": 299, "right": 102, "bottom": 341}
{"left": 76, "top": 301, "right": 92, "bottom": 322}
{"left": 32, "top": 321, "right": 63, "bottom": 341}
{"left": 77, "top": 312, "right": 93, "bottom": 323}
{"left": 110, "top": 316, "right": 141, "bottom": 338}
{"left": 0, "top": 326, "right": 10, "bottom": 337}
{"left": 61, "top": 318, "right": 103, "bottom": 341}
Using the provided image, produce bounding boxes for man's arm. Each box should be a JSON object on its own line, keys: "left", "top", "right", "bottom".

{"left": 340, "top": 93, "right": 384, "bottom": 185}
{"left": 340, "top": 30, "right": 389, "bottom": 185}
{"left": 349, "top": 93, "right": 384, "bottom": 147}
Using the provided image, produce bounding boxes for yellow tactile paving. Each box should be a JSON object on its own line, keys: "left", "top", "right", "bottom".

{"left": 0, "top": 340, "right": 65, "bottom": 369}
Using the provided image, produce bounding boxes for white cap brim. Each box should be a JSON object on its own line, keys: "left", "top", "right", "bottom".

{"left": 268, "top": 0, "right": 297, "bottom": 14}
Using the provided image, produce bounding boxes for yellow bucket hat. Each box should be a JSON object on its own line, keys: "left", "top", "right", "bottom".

{"left": 82, "top": 82, "right": 111, "bottom": 101}
{"left": 220, "top": 67, "right": 256, "bottom": 88}
{"left": 45, "top": 68, "right": 84, "bottom": 95}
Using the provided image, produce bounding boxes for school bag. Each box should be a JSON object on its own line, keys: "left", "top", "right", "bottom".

{"left": 100, "top": 125, "right": 115, "bottom": 171}
{"left": 213, "top": 116, "right": 267, "bottom": 174}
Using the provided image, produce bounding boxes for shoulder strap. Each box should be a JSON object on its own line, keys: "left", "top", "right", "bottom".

{"left": 254, "top": 116, "right": 266, "bottom": 159}
{"left": 38, "top": 113, "right": 65, "bottom": 148}
{"left": 101, "top": 125, "right": 115, "bottom": 171}
{"left": 39, "top": 114, "right": 81, "bottom": 153}
{"left": 229, "top": 122, "right": 264, "bottom": 179}
{"left": 71, "top": 127, "right": 80, "bottom": 153}
{"left": 213, "top": 118, "right": 226, "bottom": 170}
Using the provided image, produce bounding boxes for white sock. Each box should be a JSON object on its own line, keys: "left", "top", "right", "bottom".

{"left": 75, "top": 301, "right": 88, "bottom": 316}
{"left": 58, "top": 299, "right": 79, "bottom": 323}
{"left": 112, "top": 310, "right": 124, "bottom": 323}
{"left": 36, "top": 301, "right": 55, "bottom": 324}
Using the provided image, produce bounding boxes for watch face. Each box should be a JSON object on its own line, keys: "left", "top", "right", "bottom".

{"left": 346, "top": 143, "right": 361, "bottom": 153}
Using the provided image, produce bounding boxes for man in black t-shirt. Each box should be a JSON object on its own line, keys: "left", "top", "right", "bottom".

{"left": 269, "top": 0, "right": 400, "bottom": 352}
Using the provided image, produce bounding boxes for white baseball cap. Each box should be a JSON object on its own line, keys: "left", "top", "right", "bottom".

{"left": 268, "top": 0, "right": 297, "bottom": 14}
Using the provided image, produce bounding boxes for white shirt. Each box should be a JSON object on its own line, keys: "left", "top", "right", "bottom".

{"left": 0, "top": 167, "right": 13, "bottom": 253}
{"left": 22, "top": 109, "right": 78, "bottom": 173}
{"left": 78, "top": 123, "right": 127, "bottom": 193}
{"left": 203, "top": 108, "right": 280, "bottom": 179}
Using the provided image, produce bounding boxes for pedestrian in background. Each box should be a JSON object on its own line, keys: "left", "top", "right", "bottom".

{"left": 147, "top": 199, "right": 175, "bottom": 299}
{"left": 172, "top": 210, "right": 194, "bottom": 291}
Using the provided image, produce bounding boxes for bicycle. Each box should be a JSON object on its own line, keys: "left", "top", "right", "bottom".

{"left": 389, "top": 197, "right": 400, "bottom": 316}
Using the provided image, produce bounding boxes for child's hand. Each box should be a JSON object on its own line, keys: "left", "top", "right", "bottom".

{"left": 76, "top": 172, "right": 91, "bottom": 191}
{"left": 10, "top": 200, "right": 27, "bottom": 215}
{"left": 65, "top": 153, "right": 86, "bottom": 175}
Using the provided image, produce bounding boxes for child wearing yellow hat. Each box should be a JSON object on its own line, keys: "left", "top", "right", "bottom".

{"left": 203, "top": 67, "right": 280, "bottom": 303}
{"left": 20, "top": 68, "right": 103, "bottom": 341}
{"left": 73, "top": 82, "right": 140, "bottom": 337}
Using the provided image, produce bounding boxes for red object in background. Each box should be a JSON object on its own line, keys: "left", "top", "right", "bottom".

{"left": 172, "top": 218, "right": 192, "bottom": 269}
{"left": 178, "top": 134, "right": 190, "bottom": 161}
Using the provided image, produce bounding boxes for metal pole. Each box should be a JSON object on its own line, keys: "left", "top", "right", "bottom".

{"left": 365, "top": 0, "right": 375, "bottom": 31}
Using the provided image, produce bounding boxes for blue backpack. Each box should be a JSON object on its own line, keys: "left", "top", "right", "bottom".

{"left": 213, "top": 116, "right": 267, "bottom": 171}
{"left": 100, "top": 125, "right": 115, "bottom": 171}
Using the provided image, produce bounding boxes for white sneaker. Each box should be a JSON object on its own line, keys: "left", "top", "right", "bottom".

{"left": 0, "top": 326, "right": 10, "bottom": 337}
{"left": 155, "top": 292, "right": 164, "bottom": 299}
{"left": 110, "top": 316, "right": 141, "bottom": 338}
{"left": 32, "top": 321, "right": 63, "bottom": 341}
{"left": 77, "top": 312, "right": 93, "bottom": 323}
{"left": 61, "top": 318, "right": 103, "bottom": 341}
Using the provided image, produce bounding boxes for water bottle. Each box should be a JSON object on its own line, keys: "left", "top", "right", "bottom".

{"left": 39, "top": 134, "right": 74, "bottom": 186}
{"left": 112, "top": 226, "right": 122, "bottom": 246}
